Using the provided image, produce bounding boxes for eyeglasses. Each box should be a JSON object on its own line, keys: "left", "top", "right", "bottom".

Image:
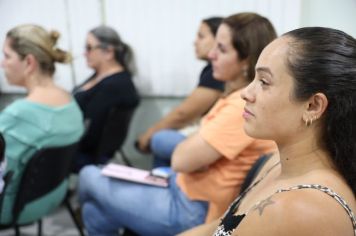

{"left": 85, "top": 44, "right": 102, "bottom": 52}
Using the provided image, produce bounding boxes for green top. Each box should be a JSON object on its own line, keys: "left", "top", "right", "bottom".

{"left": 0, "top": 98, "right": 84, "bottom": 224}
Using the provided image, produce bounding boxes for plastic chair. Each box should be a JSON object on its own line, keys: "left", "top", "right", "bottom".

{"left": 95, "top": 107, "right": 136, "bottom": 166}
{"left": 0, "top": 142, "right": 85, "bottom": 236}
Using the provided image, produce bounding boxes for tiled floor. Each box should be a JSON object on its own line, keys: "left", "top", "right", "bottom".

{"left": 0, "top": 93, "right": 183, "bottom": 236}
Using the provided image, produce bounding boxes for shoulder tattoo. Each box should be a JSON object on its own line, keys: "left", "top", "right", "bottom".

{"left": 252, "top": 196, "right": 275, "bottom": 216}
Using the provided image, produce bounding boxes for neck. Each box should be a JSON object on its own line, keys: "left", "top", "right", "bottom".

{"left": 277, "top": 133, "right": 334, "bottom": 178}
{"left": 96, "top": 62, "right": 124, "bottom": 79}
{"left": 24, "top": 73, "right": 55, "bottom": 94}
{"left": 224, "top": 76, "right": 249, "bottom": 96}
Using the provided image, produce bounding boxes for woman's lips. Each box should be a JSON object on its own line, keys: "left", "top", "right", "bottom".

{"left": 242, "top": 107, "right": 254, "bottom": 119}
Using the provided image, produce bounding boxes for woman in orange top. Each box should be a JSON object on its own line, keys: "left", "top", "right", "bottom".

{"left": 172, "top": 13, "right": 277, "bottom": 222}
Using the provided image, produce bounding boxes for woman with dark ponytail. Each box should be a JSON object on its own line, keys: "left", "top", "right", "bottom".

{"left": 73, "top": 25, "right": 140, "bottom": 171}
{"left": 180, "top": 27, "right": 356, "bottom": 236}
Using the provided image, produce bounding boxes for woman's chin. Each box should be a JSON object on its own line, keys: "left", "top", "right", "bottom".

{"left": 243, "top": 124, "right": 261, "bottom": 139}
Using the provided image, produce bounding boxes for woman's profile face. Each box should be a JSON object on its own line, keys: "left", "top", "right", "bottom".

{"left": 241, "top": 37, "right": 306, "bottom": 142}
{"left": 1, "top": 38, "right": 26, "bottom": 86}
{"left": 208, "top": 24, "right": 244, "bottom": 82}
{"left": 84, "top": 33, "right": 105, "bottom": 70}
{"left": 194, "top": 22, "right": 215, "bottom": 60}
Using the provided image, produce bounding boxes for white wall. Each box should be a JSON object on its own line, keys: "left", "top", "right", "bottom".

{"left": 301, "top": 0, "right": 356, "bottom": 38}
{"left": 0, "top": 0, "right": 302, "bottom": 96}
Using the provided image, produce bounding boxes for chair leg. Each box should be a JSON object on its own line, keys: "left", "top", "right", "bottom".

{"left": 15, "top": 225, "right": 20, "bottom": 236}
{"left": 38, "top": 219, "right": 42, "bottom": 236}
{"left": 120, "top": 150, "right": 132, "bottom": 167}
{"left": 64, "top": 197, "right": 85, "bottom": 236}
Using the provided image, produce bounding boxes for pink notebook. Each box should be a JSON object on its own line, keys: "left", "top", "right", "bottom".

{"left": 101, "top": 163, "right": 169, "bottom": 188}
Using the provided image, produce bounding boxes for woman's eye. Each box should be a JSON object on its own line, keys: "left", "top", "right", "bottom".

{"left": 217, "top": 44, "right": 226, "bottom": 53}
{"left": 259, "top": 78, "right": 269, "bottom": 86}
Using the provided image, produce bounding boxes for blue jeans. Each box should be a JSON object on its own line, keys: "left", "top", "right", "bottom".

{"left": 79, "top": 166, "right": 208, "bottom": 236}
{"left": 150, "top": 129, "right": 186, "bottom": 168}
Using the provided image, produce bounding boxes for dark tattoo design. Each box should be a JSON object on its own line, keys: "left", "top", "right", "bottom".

{"left": 252, "top": 196, "right": 275, "bottom": 216}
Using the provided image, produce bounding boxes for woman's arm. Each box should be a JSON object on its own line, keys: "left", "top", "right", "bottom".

{"left": 171, "top": 132, "right": 221, "bottom": 173}
{"left": 137, "top": 87, "right": 221, "bottom": 152}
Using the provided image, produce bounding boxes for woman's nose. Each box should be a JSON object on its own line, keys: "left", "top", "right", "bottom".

{"left": 208, "top": 47, "right": 216, "bottom": 61}
{"left": 241, "top": 81, "right": 255, "bottom": 102}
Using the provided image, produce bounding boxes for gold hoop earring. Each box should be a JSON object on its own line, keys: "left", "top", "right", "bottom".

{"left": 243, "top": 69, "right": 248, "bottom": 78}
{"left": 304, "top": 117, "right": 312, "bottom": 127}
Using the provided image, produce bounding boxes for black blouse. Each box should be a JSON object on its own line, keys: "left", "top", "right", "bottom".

{"left": 73, "top": 71, "right": 140, "bottom": 156}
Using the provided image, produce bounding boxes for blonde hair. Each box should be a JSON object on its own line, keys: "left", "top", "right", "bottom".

{"left": 6, "top": 24, "right": 71, "bottom": 75}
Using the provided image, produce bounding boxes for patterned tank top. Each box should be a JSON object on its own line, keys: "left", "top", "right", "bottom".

{"left": 213, "top": 162, "right": 356, "bottom": 236}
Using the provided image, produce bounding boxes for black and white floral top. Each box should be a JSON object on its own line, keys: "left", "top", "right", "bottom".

{"left": 213, "top": 163, "right": 356, "bottom": 236}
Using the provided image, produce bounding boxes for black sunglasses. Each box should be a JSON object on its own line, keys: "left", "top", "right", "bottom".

{"left": 85, "top": 44, "right": 103, "bottom": 52}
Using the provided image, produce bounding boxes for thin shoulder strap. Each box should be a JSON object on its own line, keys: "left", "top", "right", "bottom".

{"left": 242, "top": 160, "right": 280, "bottom": 194}
{"left": 250, "top": 184, "right": 356, "bottom": 236}
{"left": 230, "top": 160, "right": 280, "bottom": 212}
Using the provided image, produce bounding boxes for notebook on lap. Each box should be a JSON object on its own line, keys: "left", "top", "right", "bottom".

{"left": 101, "top": 163, "right": 169, "bottom": 188}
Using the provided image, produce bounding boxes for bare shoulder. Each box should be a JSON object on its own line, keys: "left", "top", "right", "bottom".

{"left": 233, "top": 189, "right": 355, "bottom": 236}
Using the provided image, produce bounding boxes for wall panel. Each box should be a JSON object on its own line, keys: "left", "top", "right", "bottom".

{"left": 0, "top": 0, "right": 301, "bottom": 95}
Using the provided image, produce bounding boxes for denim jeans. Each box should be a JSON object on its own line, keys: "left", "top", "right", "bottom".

{"left": 150, "top": 129, "right": 186, "bottom": 168}
{"left": 79, "top": 165, "right": 208, "bottom": 236}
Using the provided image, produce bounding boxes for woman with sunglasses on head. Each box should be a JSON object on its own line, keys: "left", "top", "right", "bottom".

{"left": 180, "top": 27, "right": 356, "bottom": 236}
{"left": 0, "top": 24, "right": 84, "bottom": 223}
{"left": 73, "top": 25, "right": 139, "bottom": 172}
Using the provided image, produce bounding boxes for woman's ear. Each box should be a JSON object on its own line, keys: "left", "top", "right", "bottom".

{"left": 23, "top": 54, "right": 37, "bottom": 75}
{"left": 302, "top": 92, "right": 328, "bottom": 124}
{"left": 104, "top": 46, "right": 115, "bottom": 60}
{"left": 241, "top": 58, "right": 249, "bottom": 70}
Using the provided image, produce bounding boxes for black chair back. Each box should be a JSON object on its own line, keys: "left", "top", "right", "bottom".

{"left": 0, "top": 132, "right": 5, "bottom": 163}
{"left": 0, "top": 135, "right": 84, "bottom": 236}
{"left": 96, "top": 107, "right": 136, "bottom": 160}
{"left": 12, "top": 142, "right": 78, "bottom": 222}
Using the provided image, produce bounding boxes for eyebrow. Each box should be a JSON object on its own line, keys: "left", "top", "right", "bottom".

{"left": 256, "top": 67, "right": 273, "bottom": 77}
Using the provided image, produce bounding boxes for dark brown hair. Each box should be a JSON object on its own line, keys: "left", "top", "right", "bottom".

{"left": 284, "top": 27, "right": 356, "bottom": 194}
{"left": 202, "top": 17, "right": 223, "bottom": 36}
{"left": 223, "top": 12, "right": 277, "bottom": 81}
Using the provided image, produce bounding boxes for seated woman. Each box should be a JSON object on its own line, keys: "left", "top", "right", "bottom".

{"left": 179, "top": 27, "right": 356, "bottom": 236}
{"left": 78, "top": 12, "right": 277, "bottom": 236}
{"left": 0, "top": 133, "right": 5, "bottom": 194}
{"left": 0, "top": 24, "right": 84, "bottom": 224}
{"left": 137, "top": 17, "right": 224, "bottom": 167}
{"left": 73, "top": 25, "right": 139, "bottom": 171}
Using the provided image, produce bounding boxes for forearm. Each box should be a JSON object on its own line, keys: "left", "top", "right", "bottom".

{"left": 172, "top": 133, "right": 221, "bottom": 173}
{"left": 147, "top": 109, "right": 198, "bottom": 133}
{"left": 149, "top": 87, "right": 222, "bottom": 132}
{"left": 136, "top": 112, "right": 190, "bottom": 153}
